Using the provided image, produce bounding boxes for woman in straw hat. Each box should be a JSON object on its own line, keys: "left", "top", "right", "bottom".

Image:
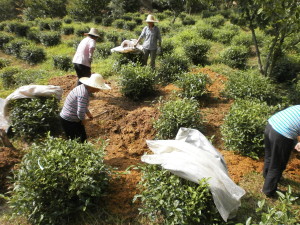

{"left": 60, "top": 73, "right": 111, "bottom": 143}
{"left": 72, "top": 28, "right": 100, "bottom": 85}
{"left": 134, "top": 14, "right": 162, "bottom": 69}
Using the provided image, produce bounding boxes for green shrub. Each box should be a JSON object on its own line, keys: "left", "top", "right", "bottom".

{"left": 112, "top": 52, "right": 143, "bottom": 70}
{"left": 4, "top": 39, "right": 29, "bottom": 57}
{"left": 183, "top": 39, "right": 211, "bottom": 65}
{"left": 9, "top": 136, "right": 111, "bottom": 224}
{"left": 0, "top": 66, "right": 20, "bottom": 89}
{"left": 39, "top": 31, "right": 61, "bottom": 46}
{"left": 157, "top": 54, "right": 189, "bottom": 84}
{"left": 20, "top": 44, "right": 46, "bottom": 65}
{"left": 154, "top": 98, "right": 202, "bottom": 139}
{"left": 161, "top": 38, "right": 175, "bottom": 56}
{"left": 123, "top": 21, "right": 137, "bottom": 31}
{"left": 196, "top": 24, "right": 214, "bottom": 40}
{"left": 5, "top": 21, "right": 30, "bottom": 37}
{"left": 52, "top": 55, "right": 72, "bottom": 71}
{"left": 8, "top": 97, "right": 60, "bottom": 140}
{"left": 0, "top": 31, "right": 14, "bottom": 49}
{"left": 93, "top": 16, "right": 102, "bottom": 24}
{"left": 94, "top": 42, "right": 115, "bottom": 59}
{"left": 48, "top": 20, "right": 62, "bottom": 31}
{"left": 135, "top": 164, "right": 221, "bottom": 224}
{"left": 119, "top": 63, "right": 157, "bottom": 100}
{"left": 221, "top": 99, "right": 277, "bottom": 158}
{"left": 214, "top": 29, "right": 237, "bottom": 45}
{"left": 63, "top": 16, "right": 73, "bottom": 24}
{"left": 176, "top": 72, "right": 211, "bottom": 99}
{"left": 122, "top": 15, "right": 132, "bottom": 21}
{"left": 36, "top": 18, "right": 51, "bottom": 30}
{"left": 223, "top": 70, "right": 282, "bottom": 105}
{"left": 14, "top": 69, "right": 48, "bottom": 86}
{"left": 106, "top": 31, "right": 119, "bottom": 44}
{"left": 219, "top": 45, "right": 249, "bottom": 69}
{"left": 112, "top": 19, "right": 125, "bottom": 29}
{"left": 26, "top": 27, "right": 40, "bottom": 43}
{"left": 182, "top": 16, "right": 196, "bottom": 25}
{"left": 0, "top": 58, "right": 10, "bottom": 70}
{"left": 66, "top": 37, "right": 82, "bottom": 50}
{"left": 231, "top": 32, "right": 253, "bottom": 48}
{"left": 133, "top": 17, "right": 142, "bottom": 25}
{"left": 62, "top": 25, "right": 74, "bottom": 35}
{"left": 0, "top": 22, "right": 7, "bottom": 31}
{"left": 204, "top": 14, "right": 225, "bottom": 27}
{"left": 246, "top": 186, "right": 299, "bottom": 225}
{"left": 102, "top": 17, "right": 113, "bottom": 26}
{"left": 75, "top": 26, "right": 90, "bottom": 37}
{"left": 158, "top": 24, "right": 171, "bottom": 35}
{"left": 156, "top": 12, "right": 167, "bottom": 21}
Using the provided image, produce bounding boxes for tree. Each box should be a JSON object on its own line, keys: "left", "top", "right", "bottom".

{"left": 235, "top": 0, "right": 300, "bottom": 77}
{"left": 153, "top": 0, "right": 185, "bottom": 23}
{"left": 67, "top": 0, "right": 110, "bottom": 22}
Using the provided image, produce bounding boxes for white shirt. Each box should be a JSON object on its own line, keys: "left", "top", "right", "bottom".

{"left": 72, "top": 36, "right": 96, "bottom": 67}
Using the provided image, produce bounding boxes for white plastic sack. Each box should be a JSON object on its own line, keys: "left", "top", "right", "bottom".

{"left": 141, "top": 127, "right": 246, "bottom": 222}
{"left": 110, "top": 39, "right": 143, "bottom": 53}
{"left": 0, "top": 85, "right": 63, "bottom": 131}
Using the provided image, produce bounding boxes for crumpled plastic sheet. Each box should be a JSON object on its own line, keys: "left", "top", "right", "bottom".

{"left": 0, "top": 85, "right": 63, "bottom": 131}
{"left": 110, "top": 39, "right": 143, "bottom": 53}
{"left": 141, "top": 127, "right": 246, "bottom": 222}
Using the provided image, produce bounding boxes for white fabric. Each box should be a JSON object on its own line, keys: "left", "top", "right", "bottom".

{"left": 141, "top": 127, "right": 246, "bottom": 222}
{"left": 72, "top": 36, "right": 96, "bottom": 67}
{"left": 110, "top": 39, "right": 143, "bottom": 53}
{"left": 0, "top": 85, "right": 63, "bottom": 131}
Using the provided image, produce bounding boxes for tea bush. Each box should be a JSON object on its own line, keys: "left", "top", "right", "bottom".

{"left": 182, "top": 16, "right": 196, "bottom": 25}
{"left": 52, "top": 55, "right": 72, "bottom": 71}
{"left": 221, "top": 99, "right": 277, "bottom": 158}
{"left": 219, "top": 45, "right": 249, "bottom": 69}
{"left": 20, "top": 44, "right": 46, "bottom": 64}
{"left": 196, "top": 24, "right": 214, "bottom": 40}
{"left": 183, "top": 39, "right": 211, "bottom": 65}
{"left": 36, "top": 18, "right": 51, "bottom": 30}
{"left": 112, "top": 52, "right": 143, "bottom": 70}
{"left": 48, "top": 19, "right": 62, "bottom": 31}
{"left": 9, "top": 136, "right": 111, "bottom": 225}
{"left": 161, "top": 38, "right": 175, "bottom": 56}
{"left": 5, "top": 21, "right": 29, "bottom": 37}
{"left": 75, "top": 26, "right": 90, "bottom": 37}
{"left": 135, "top": 164, "right": 221, "bottom": 224}
{"left": 26, "top": 27, "right": 40, "bottom": 43}
{"left": 231, "top": 32, "right": 253, "bottom": 48}
{"left": 223, "top": 70, "right": 281, "bottom": 105}
{"left": 133, "top": 17, "right": 142, "bottom": 25}
{"left": 106, "top": 31, "right": 119, "bottom": 44}
{"left": 8, "top": 97, "right": 60, "bottom": 140}
{"left": 0, "top": 58, "right": 10, "bottom": 70}
{"left": 214, "top": 29, "right": 237, "bottom": 45}
{"left": 14, "top": 69, "right": 48, "bottom": 86}
{"left": 204, "top": 14, "right": 225, "bottom": 27}
{"left": 157, "top": 53, "right": 189, "bottom": 84}
{"left": 39, "top": 31, "right": 61, "bottom": 46}
{"left": 63, "top": 16, "right": 73, "bottom": 24}
{"left": 112, "top": 19, "right": 125, "bottom": 29}
{"left": 94, "top": 42, "right": 115, "bottom": 59}
{"left": 0, "top": 32, "right": 14, "bottom": 49}
{"left": 123, "top": 21, "right": 137, "bottom": 31}
{"left": 62, "top": 25, "right": 74, "bottom": 35}
{"left": 0, "top": 66, "right": 20, "bottom": 89}
{"left": 93, "top": 16, "right": 102, "bottom": 24}
{"left": 102, "top": 17, "right": 113, "bottom": 26}
{"left": 3, "top": 39, "right": 29, "bottom": 57}
{"left": 119, "top": 63, "right": 157, "bottom": 100}
{"left": 154, "top": 98, "right": 202, "bottom": 139}
{"left": 176, "top": 72, "right": 211, "bottom": 99}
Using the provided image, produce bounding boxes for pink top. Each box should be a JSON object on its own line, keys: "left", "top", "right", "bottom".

{"left": 72, "top": 36, "right": 96, "bottom": 67}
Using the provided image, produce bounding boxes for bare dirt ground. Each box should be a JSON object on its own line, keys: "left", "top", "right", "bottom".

{"left": 1, "top": 68, "right": 299, "bottom": 221}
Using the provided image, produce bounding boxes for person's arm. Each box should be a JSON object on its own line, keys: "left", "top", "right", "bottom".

{"left": 88, "top": 40, "right": 96, "bottom": 63}
{"left": 134, "top": 27, "right": 146, "bottom": 47}
{"left": 295, "top": 142, "right": 300, "bottom": 152}
{"left": 86, "top": 109, "right": 93, "bottom": 120}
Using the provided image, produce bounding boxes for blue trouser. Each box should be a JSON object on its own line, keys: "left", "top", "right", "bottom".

{"left": 262, "top": 122, "right": 294, "bottom": 196}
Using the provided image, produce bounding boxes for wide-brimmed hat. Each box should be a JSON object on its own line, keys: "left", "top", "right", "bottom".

{"left": 145, "top": 14, "right": 158, "bottom": 23}
{"left": 79, "top": 74, "right": 111, "bottom": 90}
{"left": 84, "top": 28, "right": 100, "bottom": 37}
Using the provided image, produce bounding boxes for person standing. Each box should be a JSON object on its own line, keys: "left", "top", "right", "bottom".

{"left": 72, "top": 28, "right": 99, "bottom": 85}
{"left": 60, "top": 73, "right": 111, "bottom": 143}
{"left": 262, "top": 105, "right": 300, "bottom": 197}
{"left": 134, "top": 14, "right": 162, "bottom": 69}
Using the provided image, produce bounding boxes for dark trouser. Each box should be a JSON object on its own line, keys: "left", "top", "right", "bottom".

{"left": 60, "top": 117, "right": 87, "bottom": 143}
{"left": 143, "top": 49, "right": 157, "bottom": 69}
{"left": 74, "top": 63, "right": 91, "bottom": 85}
{"left": 262, "top": 122, "right": 294, "bottom": 196}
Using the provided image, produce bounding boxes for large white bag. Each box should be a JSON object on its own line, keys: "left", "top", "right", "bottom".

{"left": 141, "top": 127, "right": 246, "bottom": 222}
{"left": 0, "top": 85, "right": 63, "bottom": 131}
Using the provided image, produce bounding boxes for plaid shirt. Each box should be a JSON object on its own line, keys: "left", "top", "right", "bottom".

{"left": 60, "top": 84, "right": 89, "bottom": 122}
{"left": 139, "top": 25, "right": 161, "bottom": 50}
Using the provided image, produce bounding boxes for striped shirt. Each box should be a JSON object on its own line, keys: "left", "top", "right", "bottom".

{"left": 268, "top": 105, "right": 300, "bottom": 139}
{"left": 60, "top": 84, "right": 89, "bottom": 122}
{"left": 139, "top": 26, "right": 161, "bottom": 50}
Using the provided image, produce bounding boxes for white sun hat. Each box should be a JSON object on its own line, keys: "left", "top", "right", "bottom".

{"left": 79, "top": 74, "right": 111, "bottom": 90}
{"left": 145, "top": 14, "right": 159, "bottom": 23}
{"left": 85, "top": 28, "right": 100, "bottom": 37}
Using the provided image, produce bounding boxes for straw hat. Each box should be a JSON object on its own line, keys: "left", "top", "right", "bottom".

{"left": 79, "top": 74, "right": 111, "bottom": 90}
{"left": 84, "top": 28, "right": 100, "bottom": 37}
{"left": 145, "top": 14, "right": 158, "bottom": 23}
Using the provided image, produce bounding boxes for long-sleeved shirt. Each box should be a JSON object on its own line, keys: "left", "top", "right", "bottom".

{"left": 60, "top": 84, "right": 89, "bottom": 122}
{"left": 139, "top": 25, "right": 161, "bottom": 50}
{"left": 72, "top": 36, "right": 96, "bottom": 67}
{"left": 268, "top": 105, "right": 300, "bottom": 140}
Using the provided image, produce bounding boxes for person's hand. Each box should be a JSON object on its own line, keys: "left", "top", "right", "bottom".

{"left": 88, "top": 115, "right": 94, "bottom": 121}
{"left": 157, "top": 47, "right": 162, "bottom": 55}
{"left": 295, "top": 142, "right": 300, "bottom": 152}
